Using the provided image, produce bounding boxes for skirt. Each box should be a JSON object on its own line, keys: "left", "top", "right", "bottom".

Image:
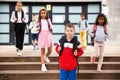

{"left": 38, "top": 31, "right": 53, "bottom": 48}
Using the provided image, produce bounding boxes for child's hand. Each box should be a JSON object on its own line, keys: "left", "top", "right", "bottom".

{"left": 22, "top": 18, "right": 25, "bottom": 23}
{"left": 50, "top": 26, "right": 53, "bottom": 30}
{"left": 58, "top": 46, "right": 61, "bottom": 52}
{"left": 14, "top": 18, "right": 17, "bottom": 22}
{"left": 74, "top": 50, "right": 77, "bottom": 56}
{"left": 36, "top": 27, "right": 40, "bottom": 31}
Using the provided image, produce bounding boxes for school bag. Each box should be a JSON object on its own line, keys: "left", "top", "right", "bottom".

{"left": 78, "top": 20, "right": 88, "bottom": 28}
{"left": 13, "top": 10, "right": 28, "bottom": 33}
{"left": 91, "top": 24, "right": 107, "bottom": 46}
{"left": 39, "top": 19, "right": 52, "bottom": 33}
{"left": 14, "top": 10, "right": 24, "bottom": 23}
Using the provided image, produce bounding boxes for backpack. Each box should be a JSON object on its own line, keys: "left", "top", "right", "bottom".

{"left": 15, "top": 10, "right": 24, "bottom": 23}
{"left": 39, "top": 19, "right": 52, "bottom": 33}
{"left": 91, "top": 24, "right": 107, "bottom": 46}
{"left": 78, "top": 20, "right": 88, "bottom": 28}
{"left": 59, "top": 36, "right": 79, "bottom": 59}
{"left": 13, "top": 10, "right": 28, "bottom": 33}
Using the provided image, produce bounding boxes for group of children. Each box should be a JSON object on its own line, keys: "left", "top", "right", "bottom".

{"left": 11, "top": 1, "right": 108, "bottom": 80}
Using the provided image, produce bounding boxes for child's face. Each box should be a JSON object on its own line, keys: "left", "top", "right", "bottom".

{"left": 98, "top": 17, "right": 105, "bottom": 25}
{"left": 65, "top": 27, "right": 75, "bottom": 38}
{"left": 32, "top": 15, "right": 37, "bottom": 21}
{"left": 16, "top": 3, "right": 22, "bottom": 11}
{"left": 40, "top": 10, "right": 47, "bottom": 19}
{"left": 81, "top": 15, "right": 85, "bottom": 20}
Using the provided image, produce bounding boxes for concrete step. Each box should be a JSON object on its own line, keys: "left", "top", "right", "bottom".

{"left": 17, "top": 79, "right": 120, "bottom": 80}
{"left": 0, "top": 62, "right": 120, "bottom": 70}
{"left": 0, "top": 56, "right": 120, "bottom": 62}
{"left": 0, "top": 70, "right": 120, "bottom": 80}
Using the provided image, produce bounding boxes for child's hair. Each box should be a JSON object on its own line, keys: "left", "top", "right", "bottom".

{"left": 80, "top": 13, "right": 85, "bottom": 16}
{"left": 38, "top": 9, "right": 49, "bottom": 21}
{"left": 95, "top": 13, "right": 108, "bottom": 26}
{"left": 65, "top": 23, "right": 75, "bottom": 30}
{"left": 16, "top": 1, "right": 23, "bottom": 5}
{"left": 32, "top": 14, "right": 37, "bottom": 16}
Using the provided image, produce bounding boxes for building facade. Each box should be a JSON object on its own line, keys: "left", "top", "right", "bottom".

{"left": 0, "top": 0, "right": 119, "bottom": 45}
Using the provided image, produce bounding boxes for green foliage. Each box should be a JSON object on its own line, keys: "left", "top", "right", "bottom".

{"left": 0, "top": 75, "right": 7, "bottom": 80}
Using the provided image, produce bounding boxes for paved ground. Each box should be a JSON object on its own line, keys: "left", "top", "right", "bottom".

{"left": 0, "top": 45, "right": 120, "bottom": 57}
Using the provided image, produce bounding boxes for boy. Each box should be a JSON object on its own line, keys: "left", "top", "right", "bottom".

{"left": 78, "top": 13, "right": 89, "bottom": 49}
{"left": 55, "top": 23, "right": 84, "bottom": 80}
{"left": 10, "top": 1, "right": 28, "bottom": 56}
{"left": 29, "top": 14, "right": 39, "bottom": 50}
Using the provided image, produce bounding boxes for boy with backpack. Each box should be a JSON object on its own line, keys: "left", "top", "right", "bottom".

{"left": 78, "top": 13, "right": 89, "bottom": 49}
{"left": 29, "top": 14, "right": 39, "bottom": 50}
{"left": 55, "top": 23, "right": 84, "bottom": 80}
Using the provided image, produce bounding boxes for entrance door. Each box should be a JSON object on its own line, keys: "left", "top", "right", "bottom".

{"left": 51, "top": 4, "right": 83, "bottom": 44}
{"left": 51, "top": 3, "right": 101, "bottom": 45}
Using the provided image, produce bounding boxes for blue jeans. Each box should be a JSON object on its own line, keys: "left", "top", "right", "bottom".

{"left": 60, "top": 68, "right": 76, "bottom": 80}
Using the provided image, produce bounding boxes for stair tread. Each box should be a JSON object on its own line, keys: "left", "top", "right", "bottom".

{"left": 0, "top": 70, "right": 120, "bottom": 74}
{"left": 0, "top": 62, "right": 120, "bottom": 65}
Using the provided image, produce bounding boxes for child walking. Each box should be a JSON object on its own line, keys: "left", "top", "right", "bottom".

{"left": 29, "top": 14, "right": 39, "bottom": 50}
{"left": 10, "top": 1, "right": 28, "bottom": 56}
{"left": 37, "top": 9, "right": 53, "bottom": 71}
{"left": 89, "top": 13, "right": 108, "bottom": 72}
{"left": 55, "top": 23, "right": 84, "bottom": 80}
{"left": 78, "top": 13, "right": 89, "bottom": 49}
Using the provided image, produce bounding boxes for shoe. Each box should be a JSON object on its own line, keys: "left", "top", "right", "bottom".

{"left": 33, "top": 48, "right": 36, "bottom": 50}
{"left": 17, "top": 50, "right": 22, "bottom": 56}
{"left": 41, "top": 64, "right": 47, "bottom": 72}
{"left": 45, "top": 57, "right": 50, "bottom": 63}
{"left": 91, "top": 56, "right": 95, "bottom": 64}
{"left": 97, "top": 67, "right": 102, "bottom": 72}
{"left": 33, "top": 45, "right": 36, "bottom": 50}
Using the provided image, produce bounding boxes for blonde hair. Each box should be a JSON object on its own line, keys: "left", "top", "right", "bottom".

{"left": 16, "top": 1, "right": 23, "bottom": 6}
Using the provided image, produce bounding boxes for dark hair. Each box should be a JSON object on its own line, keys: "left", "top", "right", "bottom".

{"left": 65, "top": 23, "right": 75, "bottom": 30}
{"left": 38, "top": 9, "right": 49, "bottom": 21}
{"left": 80, "top": 13, "right": 85, "bottom": 16}
{"left": 95, "top": 13, "right": 108, "bottom": 26}
{"left": 32, "top": 13, "right": 37, "bottom": 16}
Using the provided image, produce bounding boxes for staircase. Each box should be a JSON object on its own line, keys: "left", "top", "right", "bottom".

{"left": 0, "top": 55, "right": 120, "bottom": 80}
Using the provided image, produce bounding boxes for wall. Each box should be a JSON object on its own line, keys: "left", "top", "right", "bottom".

{"left": 105, "top": 0, "right": 120, "bottom": 46}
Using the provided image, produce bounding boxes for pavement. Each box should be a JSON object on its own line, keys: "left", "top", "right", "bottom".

{"left": 0, "top": 45, "right": 120, "bottom": 57}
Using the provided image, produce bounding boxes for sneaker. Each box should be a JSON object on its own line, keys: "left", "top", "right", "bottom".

{"left": 97, "top": 67, "right": 102, "bottom": 72}
{"left": 33, "top": 45, "right": 36, "bottom": 50}
{"left": 17, "top": 50, "right": 22, "bottom": 56}
{"left": 41, "top": 65, "right": 47, "bottom": 72}
{"left": 45, "top": 57, "right": 50, "bottom": 63}
{"left": 91, "top": 56, "right": 95, "bottom": 64}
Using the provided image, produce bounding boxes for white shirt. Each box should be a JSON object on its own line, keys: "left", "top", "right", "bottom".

{"left": 10, "top": 11, "right": 28, "bottom": 23}
{"left": 40, "top": 19, "right": 53, "bottom": 31}
{"left": 29, "top": 21, "right": 39, "bottom": 34}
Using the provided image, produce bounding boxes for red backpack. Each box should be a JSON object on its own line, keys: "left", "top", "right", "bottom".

{"left": 91, "top": 24, "right": 107, "bottom": 46}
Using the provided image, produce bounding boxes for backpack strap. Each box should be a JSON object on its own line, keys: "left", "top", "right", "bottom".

{"left": 85, "top": 20, "right": 88, "bottom": 28}
{"left": 78, "top": 20, "right": 88, "bottom": 28}
{"left": 39, "top": 19, "right": 52, "bottom": 33}
{"left": 15, "top": 10, "right": 24, "bottom": 23}
{"left": 93, "top": 24, "right": 107, "bottom": 35}
{"left": 78, "top": 21, "right": 81, "bottom": 28}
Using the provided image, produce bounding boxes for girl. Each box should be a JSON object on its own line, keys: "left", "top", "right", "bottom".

{"left": 37, "top": 9, "right": 53, "bottom": 71}
{"left": 10, "top": 1, "right": 28, "bottom": 56}
{"left": 89, "top": 13, "right": 108, "bottom": 72}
